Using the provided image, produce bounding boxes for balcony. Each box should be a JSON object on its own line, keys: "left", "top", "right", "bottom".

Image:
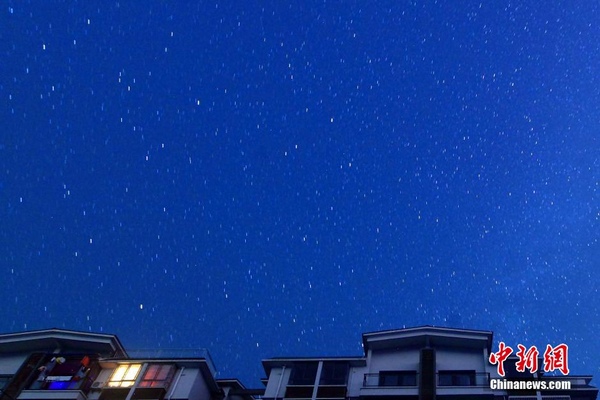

{"left": 508, "top": 397, "right": 571, "bottom": 400}
{"left": 361, "top": 373, "right": 418, "bottom": 397}
{"left": 437, "top": 371, "right": 489, "bottom": 387}
{"left": 363, "top": 372, "right": 418, "bottom": 387}
{"left": 18, "top": 355, "right": 99, "bottom": 400}
{"left": 361, "top": 371, "right": 492, "bottom": 397}
{"left": 18, "top": 390, "right": 88, "bottom": 400}
{"left": 283, "top": 361, "right": 348, "bottom": 400}
{"left": 436, "top": 371, "right": 491, "bottom": 397}
{"left": 284, "top": 384, "right": 346, "bottom": 400}
{"left": 284, "top": 384, "right": 314, "bottom": 399}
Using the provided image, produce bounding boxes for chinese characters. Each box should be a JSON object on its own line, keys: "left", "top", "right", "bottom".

{"left": 489, "top": 342, "right": 569, "bottom": 377}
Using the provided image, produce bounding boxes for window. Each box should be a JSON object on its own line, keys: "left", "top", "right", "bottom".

{"left": 108, "top": 364, "right": 142, "bottom": 388}
{"left": 319, "top": 362, "right": 348, "bottom": 385}
{"left": 138, "top": 365, "right": 176, "bottom": 388}
{"left": 289, "top": 362, "right": 318, "bottom": 385}
{"left": 286, "top": 362, "right": 318, "bottom": 399}
{"left": 30, "top": 355, "right": 96, "bottom": 391}
{"left": 379, "top": 371, "right": 417, "bottom": 387}
{"left": 317, "top": 363, "right": 348, "bottom": 399}
{"left": 438, "top": 370, "right": 476, "bottom": 386}
{"left": 131, "top": 364, "right": 176, "bottom": 400}
{"left": 0, "top": 375, "right": 11, "bottom": 390}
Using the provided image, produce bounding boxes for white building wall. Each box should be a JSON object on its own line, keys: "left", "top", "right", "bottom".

{"left": 263, "top": 366, "right": 291, "bottom": 398}
{"left": 346, "top": 365, "right": 367, "bottom": 397}
{"left": 368, "top": 348, "right": 421, "bottom": 372}
{"left": 0, "top": 353, "right": 28, "bottom": 374}
{"left": 435, "top": 347, "right": 484, "bottom": 371}
{"left": 170, "top": 368, "right": 211, "bottom": 400}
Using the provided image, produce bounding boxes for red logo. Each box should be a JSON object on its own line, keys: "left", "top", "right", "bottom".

{"left": 543, "top": 344, "right": 570, "bottom": 375}
{"left": 489, "top": 341, "right": 513, "bottom": 377}
{"left": 515, "top": 344, "right": 539, "bottom": 373}
{"left": 489, "top": 343, "right": 570, "bottom": 377}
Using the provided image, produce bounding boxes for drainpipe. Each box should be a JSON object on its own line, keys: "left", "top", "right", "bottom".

{"left": 275, "top": 366, "right": 285, "bottom": 399}
{"left": 168, "top": 367, "right": 185, "bottom": 400}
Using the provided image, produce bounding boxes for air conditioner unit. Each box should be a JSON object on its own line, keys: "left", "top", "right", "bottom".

{"left": 92, "top": 381, "right": 106, "bottom": 389}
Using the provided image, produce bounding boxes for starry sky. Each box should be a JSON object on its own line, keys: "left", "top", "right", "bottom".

{"left": 1, "top": 0, "right": 598, "bottom": 387}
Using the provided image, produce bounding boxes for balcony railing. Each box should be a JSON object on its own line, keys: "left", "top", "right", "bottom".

{"left": 437, "top": 372, "right": 490, "bottom": 387}
{"left": 363, "top": 372, "right": 490, "bottom": 388}
{"left": 124, "top": 349, "right": 216, "bottom": 375}
{"left": 363, "top": 373, "right": 418, "bottom": 388}
{"left": 284, "top": 384, "right": 347, "bottom": 400}
{"left": 27, "top": 355, "right": 100, "bottom": 393}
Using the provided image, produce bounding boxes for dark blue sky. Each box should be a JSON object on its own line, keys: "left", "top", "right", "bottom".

{"left": 1, "top": 0, "right": 598, "bottom": 387}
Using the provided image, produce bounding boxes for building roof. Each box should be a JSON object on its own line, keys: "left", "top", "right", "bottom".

{"left": 0, "top": 328, "right": 127, "bottom": 357}
{"left": 261, "top": 326, "right": 495, "bottom": 377}
{"left": 262, "top": 356, "right": 366, "bottom": 376}
{"left": 362, "top": 325, "right": 494, "bottom": 354}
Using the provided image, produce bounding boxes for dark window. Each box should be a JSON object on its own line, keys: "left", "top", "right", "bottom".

{"left": 316, "top": 385, "right": 346, "bottom": 398}
{"left": 438, "top": 370, "right": 476, "bottom": 386}
{"left": 0, "top": 375, "right": 11, "bottom": 390}
{"left": 289, "top": 362, "right": 318, "bottom": 385}
{"left": 319, "top": 362, "right": 348, "bottom": 385}
{"left": 285, "top": 386, "right": 313, "bottom": 398}
{"left": 379, "top": 371, "right": 417, "bottom": 386}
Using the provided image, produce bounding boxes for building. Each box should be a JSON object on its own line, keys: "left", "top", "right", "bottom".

{"left": 262, "top": 326, "right": 598, "bottom": 400}
{"left": 0, "top": 328, "right": 255, "bottom": 400}
{"left": 0, "top": 327, "right": 597, "bottom": 400}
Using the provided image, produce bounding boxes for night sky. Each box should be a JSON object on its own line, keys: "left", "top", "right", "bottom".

{"left": 1, "top": 0, "right": 599, "bottom": 387}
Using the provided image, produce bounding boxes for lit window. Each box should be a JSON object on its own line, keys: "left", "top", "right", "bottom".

{"left": 108, "top": 364, "right": 142, "bottom": 387}
{"left": 138, "top": 365, "right": 176, "bottom": 388}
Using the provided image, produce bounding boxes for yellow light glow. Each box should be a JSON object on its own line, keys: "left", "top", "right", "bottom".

{"left": 109, "top": 364, "right": 142, "bottom": 387}
{"left": 110, "top": 365, "right": 128, "bottom": 382}
{"left": 124, "top": 364, "right": 141, "bottom": 381}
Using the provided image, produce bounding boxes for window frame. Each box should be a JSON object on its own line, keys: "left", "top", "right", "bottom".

{"left": 319, "top": 362, "right": 349, "bottom": 386}
{"left": 379, "top": 370, "right": 418, "bottom": 387}
{"left": 138, "top": 364, "right": 176, "bottom": 389}
{"left": 438, "top": 370, "right": 476, "bottom": 386}
{"left": 107, "top": 364, "right": 142, "bottom": 388}
{"left": 289, "top": 362, "right": 319, "bottom": 386}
